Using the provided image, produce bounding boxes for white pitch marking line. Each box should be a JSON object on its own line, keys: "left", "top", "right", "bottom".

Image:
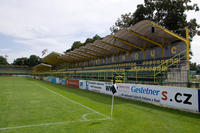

{"left": 0, "top": 82, "right": 111, "bottom": 131}
{"left": 33, "top": 83, "right": 108, "bottom": 118}
{"left": 82, "top": 112, "right": 95, "bottom": 121}
{"left": 0, "top": 118, "right": 110, "bottom": 131}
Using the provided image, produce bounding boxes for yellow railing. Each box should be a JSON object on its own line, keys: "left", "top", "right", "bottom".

{"left": 153, "top": 49, "right": 186, "bottom": 82}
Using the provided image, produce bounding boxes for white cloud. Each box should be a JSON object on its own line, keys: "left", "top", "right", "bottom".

{"left": 191, "top": 35, "right": 200, "bottom": 64}
{"left": 0, "top": 0, "right": 142, "bottom": 39}
{"left": 14, "top": 38, "right": 65, "bottom": 53}
{"left": 0, "top": 0, "right": 199, "bottom": 64}
{"left": 0, "top": 48, "right": 11, "bottom": 53}
{"left": 0, "top": 0, "right": 144, "bottom": 63}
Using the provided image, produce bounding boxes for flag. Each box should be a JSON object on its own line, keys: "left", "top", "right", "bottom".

{"left": 113, "top": 73, "right": 116, "bottom": 84}
{"left": 111, "top": 73, "right": 117, "bottom": 94}
{"left": 111, "top": 84, "right": 117, "bottom": 94}
{"left": 42, "top": 49, "right": 48, "bottom": 56}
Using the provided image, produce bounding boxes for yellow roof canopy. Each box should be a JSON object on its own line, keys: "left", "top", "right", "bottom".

{"left": 42, "top": 52, "right": 65, "bottom": 66}
{"left": 32, "top": 63, "right": 52, "bottom": 72}
{"left": 60, "top": 20, "right": 186, "bottom": 62}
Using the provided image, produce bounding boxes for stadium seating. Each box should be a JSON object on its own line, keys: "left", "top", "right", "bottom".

{"left": 32, "top": 20, "right": 189, "bottom": 86}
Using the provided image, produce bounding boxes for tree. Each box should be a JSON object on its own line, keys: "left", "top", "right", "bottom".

{"left": 191, "top": 62, "right": 200, "bottom": 74}
{"left": 82, "top": 34, "right": 102, "bottom": 46}
{"left": 92, "top": 34, "right": 102, "bottom": 40}
{"left": 12, "top": 55, "right": 41, "bottom": 67}
{"left": 0, "top": 56, "right": 8, "bottom": 65}
{"left": 110, "top": 0, "right": 199, "bottom": 39}
{"left": 64, "top": 49, "right": 71, "bottom": 53}
{"left": 65, "top": 34, "right": 102, "bottom": 53}
{"left": 28, "top": 55, "right": 41, "bottom": 67}
{"left": 82, "top": 38, "right": 94, "bottom": 46}
{"left": 190, "top": 62, "right": 197, "bottom": 70}
{"left": 12, "top": 57, "right": 28, "bottom": 66}
{"left": 71, "top": 41, "right": 82, "bottom": 51}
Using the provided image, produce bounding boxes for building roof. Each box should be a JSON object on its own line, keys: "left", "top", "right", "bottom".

{"left": 60, "top": 20, "right": 186, "bottom": 63}
{"left": 42, "top": 52, "right": 65, "bottom": 66}
{"left": 32, "top": 63, "right": 52, "bottom": 72}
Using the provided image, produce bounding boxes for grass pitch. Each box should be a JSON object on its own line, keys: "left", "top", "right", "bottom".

{"left": 0, "top": 70, "right": 28, "bottom": 74}
{"left": 0, "top": 77, "right": 199, "bottom": 133}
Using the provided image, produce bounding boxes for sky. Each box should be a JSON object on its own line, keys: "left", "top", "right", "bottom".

{"left": 0, "top": 0, "right": 199, "bottom": 64}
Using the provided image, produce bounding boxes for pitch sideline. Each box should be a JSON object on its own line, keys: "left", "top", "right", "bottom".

{"left": 0, "top": 82, "right": 110, "bottom": 131}
{"left": 0, "top": 118, "right": 110, "bottom": 131}
{"left": 33, "top": 82, "right": 108, "bottom": 118}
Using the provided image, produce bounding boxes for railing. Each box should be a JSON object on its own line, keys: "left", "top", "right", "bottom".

{"left": 153, "top": 49, "right": 187, "bottom": 83}
{"left": 32, "top": 49, "right": 188, "bottom": 86}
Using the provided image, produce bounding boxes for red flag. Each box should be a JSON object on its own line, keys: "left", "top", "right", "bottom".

{"left": 42, "top": 49, "right": 48, "bottom": 56}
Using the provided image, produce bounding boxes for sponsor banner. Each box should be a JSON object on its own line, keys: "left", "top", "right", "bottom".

{"left": 57, "top": 78, "right": 66, "bottom": 85}
{"left": 58, "top": 78, "right": 62, "bottom": 84}
{"left": 47, "top": 76, "right": 51, "bottom": 82}
{"left": 27, "top": 75, "right": 33, "bottom": 78}
{"left": 51, "top": 78, "right": 57, "bottom": 83}
{"left": 87, "top": 81, "right": 113, "bottom": 95}
{"left": 88, "top": 81, "right": 104, "bottom": 93}
{"left": 35, "top": 76, "right": 40, "bottom": 80}
{"left": 104, "top": 82, "right": 113, "bottom": 95}
{"left": 56, "top": 78, "right": 59, "bottom": 84}
{"left": 45, "top": 77, "right": 47, "bottom": 81}
{"left": 14, "top": 75, "right": 29, "bottom": 77}
{"left": 0, "top": 74, "right": 13, "bottom": 76}
{"left": 43, "top": 77, "right": 48, "bottom": 81}
{"left": 66, "top": 79, "right": 79, "bottom": 88}
{"left": 31, "top": 76, "right": 199, "bottom": 113}
{"left": 79, "top": 80, "right": 87, "bottom": 90}
{"left": 160, "top": 86, "right": 198, "bottom": 112}
{"left": 116, "top": 83, "right": 199, "bottom": 112}
{"left": 61, "top": 79, "right": 66, "bottom": 85}
{"left": 0, "top": 74, "right": 32, "bottom": 77}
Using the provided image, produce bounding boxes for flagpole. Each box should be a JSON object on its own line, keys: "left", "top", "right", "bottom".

{"left": 110, "top": 94, "right": 114, "bottom": 119}
{"left": 110, "top": 72, "right": 116, "bottom": 119}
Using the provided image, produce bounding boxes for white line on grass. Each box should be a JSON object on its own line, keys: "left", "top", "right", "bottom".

{"left": 0, "top": 118, "right": 110, "bottom": 131}
{"left": 33, "top": 83, "right": 108, "bottom": 118}
{"left": 82, "top": 112, "right": 95, "bottom": 121}
{"left": 0, "top": 82, "right": 111, "bottom": 131}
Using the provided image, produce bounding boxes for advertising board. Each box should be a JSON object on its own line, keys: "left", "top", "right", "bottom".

{"left": 43, "top": 77, "right": 48, "bottom": 81}
{"left": 116, "top": 83, "right": 199, "bottom": 112}
{"left": 34, "top": 77, "right": 200, "bottom": 112}
{"left": 87, "top": 81, "right": 104, "bottom": 93}
{"left": 56, "top": 78, "right": 59, "bottom": 84}
{"left": 47, "top": 76, "right": 51, "bottom": 82}
{"left": 79, "top": 80, "right": 88, "bottom": 90}
{"left": 57, "top": 78, "right": 66, "bottom": 85}
{"left": 85, "top": 81, "right": 113, "bottom": 95}
{"left": 51, "top": 78, "right": 56, "bottom": 83}
{"left": 61, "top": 79, "right": 66, "bottom": 85}
{"left": 66, "top": 79, "right": 79, "bottom": 88}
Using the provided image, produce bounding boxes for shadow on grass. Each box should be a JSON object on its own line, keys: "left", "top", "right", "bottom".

{"left": 34, "top": 79, "right": 200, "bottom": 119}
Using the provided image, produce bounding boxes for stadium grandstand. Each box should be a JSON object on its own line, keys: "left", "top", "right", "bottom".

{"left": 0, "top": 65, "right": 30, "bottom": 75}
{"left": 32, "top": 20, "right": 192, "bottom": 87}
